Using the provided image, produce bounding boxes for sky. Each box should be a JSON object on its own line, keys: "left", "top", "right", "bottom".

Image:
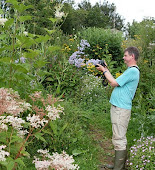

{"left": 74, "top": 0, "right": 155, "bottom": 24}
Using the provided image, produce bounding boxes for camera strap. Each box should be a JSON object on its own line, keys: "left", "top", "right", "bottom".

{"left": 129, "top": 66, "right": 140, "bottom": 71}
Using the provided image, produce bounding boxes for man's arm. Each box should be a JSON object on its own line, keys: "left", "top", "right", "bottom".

{"left": 96, "top": 64, "right": 119, "bottom": 87}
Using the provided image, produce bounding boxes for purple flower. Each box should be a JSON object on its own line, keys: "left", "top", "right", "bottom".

{"left": 69, "top": 51, "right": 80, "bottom": 64}
{"left": 15, "top": 59, "right": 19, "bottom": 63}
{"left": 74, "top": 58, "right": 85, "bottom": 68}
{"left": 86, "top": 59, "right": 100, "bottom": 66}
{"left": 80, "top": 39, "right": 90, "bottom": 48}
{"left": 20, "top": 57, "right": 26, "bottom": 63}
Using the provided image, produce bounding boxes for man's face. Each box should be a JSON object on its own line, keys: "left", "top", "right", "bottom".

{"left": 123, "top": 51, "right": 133, "bottom": 65}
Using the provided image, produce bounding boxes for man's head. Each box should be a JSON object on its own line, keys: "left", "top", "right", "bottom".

{"left": 124, "top": 46, "right": 139, "bottom": 61}
{"left": 123, "top": 47, "right": 139, "bottom": 66}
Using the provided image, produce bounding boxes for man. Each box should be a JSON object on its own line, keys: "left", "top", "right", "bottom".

{"left": 96, "top": 47, "right": 140, "bottom": 169}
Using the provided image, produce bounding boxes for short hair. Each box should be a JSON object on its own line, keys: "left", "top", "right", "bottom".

{"left": 124, "top": 46, "right": 139, "bottom": 61}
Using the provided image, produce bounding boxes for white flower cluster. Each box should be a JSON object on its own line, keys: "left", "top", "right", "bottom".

{"left": 0, "top": 87, "right": 32, "bottom": 116}
{"left": 46, "top": 104, "right": 64, "bottom": 120}
{"left": 0, "top": 145, "right": 9, "bottom": 161}
{"left": 0, "top": 16, "right": 8, "bottom": 25}
{"left": 23, "top": 31, "right": 28, "bottom": 36}
{"left": 55, "top": 4, "right": 65, "bottom": 19}
{"left": 26, "top": 114, "right": 48, "bottom": 128}
{"left": 33, "top": 149, "right": 79, "bottom": 170}
{"left": 0, "top": 115, "right": 27, "bottom": 137}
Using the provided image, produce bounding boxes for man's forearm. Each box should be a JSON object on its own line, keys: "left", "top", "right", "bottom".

{"left": 103, "top": 69, "right": 118, "bottom": 87}
{"left": 96, "top": 65, "right": 118, "bottom": 87}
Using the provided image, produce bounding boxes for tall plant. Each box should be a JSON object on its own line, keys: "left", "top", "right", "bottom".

{"left": 0, "top": 0, "right": 67, "bottom": 97}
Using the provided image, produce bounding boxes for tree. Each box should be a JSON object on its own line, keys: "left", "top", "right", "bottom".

{"left": 78, "top": 1, "right": 124, "bottom": 29}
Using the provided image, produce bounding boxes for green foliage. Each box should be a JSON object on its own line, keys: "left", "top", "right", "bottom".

{"left": 75, "top": 74, "right": 111, "bottom": 109}
{"left": 79, "top": 27, "right": 124, "bottom": 65}
{"left": 61, "top": 0, "right": 124, "bottom": 34}
{"left": 18, "top": 0, "right": 55, "bottom": 35}
{"left": 0, "top": 1, "right": 154, "bottom": 169}
{"left": 42, "top": 53, "right": 84, "bottom": 97}
{"left": 25, "top": 100, "right": 101, "bottom": 170}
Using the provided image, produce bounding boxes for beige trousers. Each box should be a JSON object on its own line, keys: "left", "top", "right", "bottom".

{"left": 110, "top": 105, "right": 131, "bottom": 150}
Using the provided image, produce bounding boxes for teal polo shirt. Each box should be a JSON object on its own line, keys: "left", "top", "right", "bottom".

{"left": 109, "top": 67, "right": 140, "bottom": 110}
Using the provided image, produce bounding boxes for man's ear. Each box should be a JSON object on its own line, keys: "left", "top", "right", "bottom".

{"left": 132, "top": 54, "right": 135, "bottom": 60}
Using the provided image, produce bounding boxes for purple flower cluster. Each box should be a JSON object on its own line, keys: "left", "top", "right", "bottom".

{"left": 127, "top": 136, "right": 155, "bottom": 169}
{"left": 69, "top": 39, "right": 100, "bottom": 68}
{"left": 77, "top": 39, "right": 90, "bottom": 55}
{"left": 69, "top": 39, "right": 90, "bottom": 68}
{"left": 86, "top": 59, "right": 100, "bottom": 66}
{"left": 15, "top": 57, "right": 26, "bottom": 63}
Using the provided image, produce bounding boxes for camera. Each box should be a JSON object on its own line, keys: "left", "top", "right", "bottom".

{"left": 95, "top": 60, "right": 106, "bottom": 67}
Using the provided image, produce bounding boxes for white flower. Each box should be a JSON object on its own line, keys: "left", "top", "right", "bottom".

{"left": 23, "top": 31, "right": 28, "bottom": 36}
{"left": 6, "top": 116, "right": 25, "bottom": 130}
{"left": 17, "top": 129, "right": 29, "bottom": 138}
{"left": 0, "top": 145, "right": 10, "bottom": 161}
{"left": 26, "top": 114, "right": 48, "bottom": 128}
{"left": 55, "top": 11, "right": 65, "bottom": 19}
{"left": 0, "top": 87, "right": 31, "bottom": 116}
{"left": 19, "top": 101, "right": 32, "bottom": 110}
{"left": 54, "top": 4, "right": 65, "bottom": 19}
{"left": 33, "top": 158, "right": 51, "bottom": 170}
{"left": 51, "top": 151, "right": 79, "bottom": 170}
{"left": 0, "top": 123, "right": 8, "bottom": 131}
{"left": 0, "top": 16, "right": 8, "bottom": 25}
{"left": 33, "top": 150, "right": 79, "bottom": 170}
{"left": 46, "top": 105, "right": 64, "bottom": 120}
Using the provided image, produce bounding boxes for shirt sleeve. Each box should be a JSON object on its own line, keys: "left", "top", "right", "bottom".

{"left": 116, "top": 68, "right": 139, "bottom": 87}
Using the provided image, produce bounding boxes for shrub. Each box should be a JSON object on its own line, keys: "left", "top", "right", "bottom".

{"left": 78, "top": 27, "right": 124, "bottom": 65}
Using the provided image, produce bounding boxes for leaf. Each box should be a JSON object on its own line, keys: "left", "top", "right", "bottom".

{"left": 10, "top": 135, "right": 23, "bottom": 144}
{"left": 17, "top": 35, "right": 36, "bottom": 48}
{"left": 20, "top": 150, "right": 30, "bottom": 157}
{"left": 34, "top": 132, "right": 47, "bottom": 143}
{"left": 34, "top": 60, "right": 49, "bottom": 68}
{"left": 0, "top": 34, "right": 7, "bottom": 40}
{"left": 14, "top": 4, "right": 33, "bottom": 13}
{"left": 23, "top": 49, "right": 40, "bottom": 59}
{"left": 48, "top": 18, "right": 57, "bottom": 23}
{"left": 18, "top": 16, "right": 32, "bottom": 22}
{"left": 56, "top": 84, "right": 61, "bottom": 94}
{"left": 42, "top": 129, "right": 53, "bottom": 135}
{"left": 14, "top": 72, "right": 32, "bottom": 81}
{"left": 72, "top": 149, "right": 88, "bottom": 156}
{"left": 0, "top": 47, "right": 5, "bottom": 52}
{"left": 48, "top": 45, "right": 61, "bottom": 52}
{"left": 59, "top": 123, "right": 68, "bottom": 135}
{"left": 15, "top": 158, "right": 25, "bottom": 166}
{"left": 6, "top": 161, "right": 15, "bottom": 170}
{"left": 4, "top": 18, "right": 14, "bottom": 29}
{"left": 0, "top": 57, "right": 11, "bottom": 63}
{"left": 49, "top": 121, "right": 58, "bottom": 135}
{"left": 0, "top": 133, "right": 7, "bottom": 143}
{"left": 72, "top": 138, "right": 77, "bottom": 143}
{"left": 46, "top": 77, "right": 54, "bottom": 82}
{"left": 6, "top": 0, "right": 18, "bottom": 6}
{"left": 35, "top": 35, "right": 51, "bottom": 43}
{"left": 44, "top": 28, "right": 56, "bottom": 35}
{"left": 11, "top": 63, "right": 29, "bottom": 73}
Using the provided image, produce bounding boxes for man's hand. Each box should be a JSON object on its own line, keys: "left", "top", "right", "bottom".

{"left": 96, "top": 64, "right": 107, "bottom": 72}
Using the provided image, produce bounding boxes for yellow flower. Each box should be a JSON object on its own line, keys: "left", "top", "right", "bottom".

{"left": 69, "top": 38, "right": 74, "bottom": 41}
{"left": 144, "top": 60, "right": 148, "bottom": 63}
{"left": 81, "top": 63, "right": 86, "bottom": 67}
{"left": 116, "top": 72, "right": 122, "bottom": 78}
{"left": 87, "top": 63, "right": 95, "bottom": 69}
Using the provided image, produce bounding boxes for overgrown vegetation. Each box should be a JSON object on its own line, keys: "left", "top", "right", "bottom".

{"left": 0, "top": 0, "right": 154, "bottom": 169}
